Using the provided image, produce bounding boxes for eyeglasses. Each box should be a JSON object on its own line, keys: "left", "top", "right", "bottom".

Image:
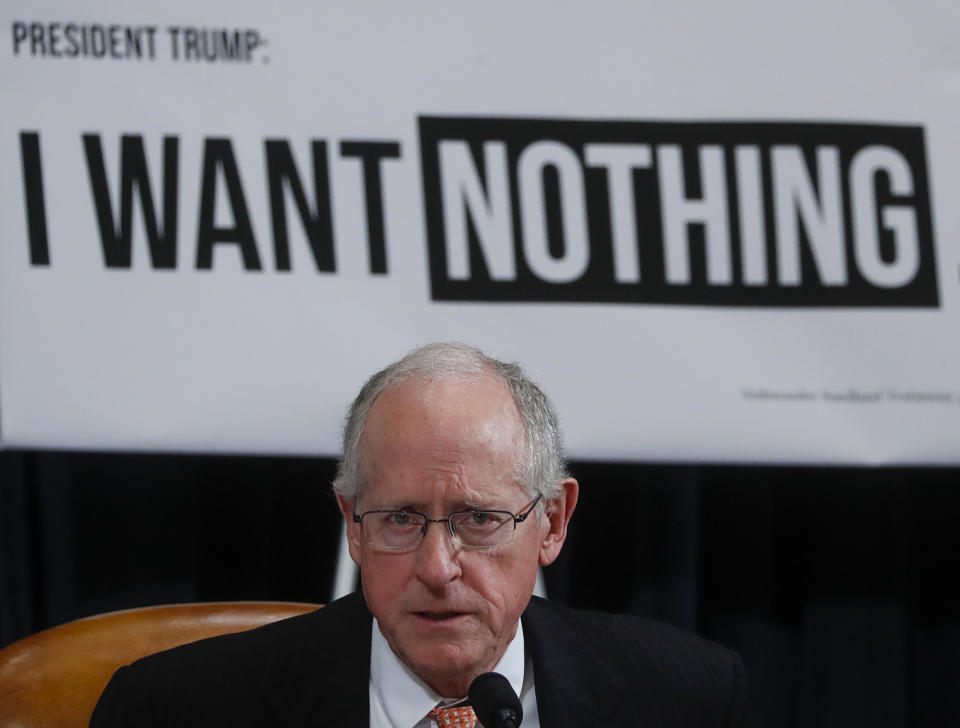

{"left": 353, "top": 494, "right": 543, "bottom": 553}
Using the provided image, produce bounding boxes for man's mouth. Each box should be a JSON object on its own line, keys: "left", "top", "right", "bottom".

{"left": 416, "top": 611, "right": 464, "bottom": 620}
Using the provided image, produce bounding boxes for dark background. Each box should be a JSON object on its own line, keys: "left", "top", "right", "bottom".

{"left": 1, "top": 449, "right": 958, "bottom": 727}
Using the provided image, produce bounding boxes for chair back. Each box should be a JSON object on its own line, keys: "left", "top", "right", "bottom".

{"left": 0, "top": 601, "right": 320, "bottom": 728}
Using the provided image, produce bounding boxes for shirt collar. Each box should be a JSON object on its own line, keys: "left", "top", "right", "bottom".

{"left": 370, "top": 617, "right": 526, "bottom": 727}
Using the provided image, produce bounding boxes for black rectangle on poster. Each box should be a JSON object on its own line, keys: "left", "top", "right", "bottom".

{"left": 419, "top": 116, "right": 938, "bottom": 307}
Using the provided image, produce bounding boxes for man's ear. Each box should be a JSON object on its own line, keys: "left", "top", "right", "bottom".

{"left": 538, "top": 477, "right": 579, "bottom": 567}
{"left": 336, "top": 494, "right": 363, "bottom": 565}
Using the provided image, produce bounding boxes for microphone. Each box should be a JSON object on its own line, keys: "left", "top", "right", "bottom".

{"left": 468, "top": 672, "right": 523, "bottom": 728}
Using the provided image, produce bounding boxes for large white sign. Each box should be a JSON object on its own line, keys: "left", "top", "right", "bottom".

{"left": 2, "top": 2, "right": 959, "bottom": 464}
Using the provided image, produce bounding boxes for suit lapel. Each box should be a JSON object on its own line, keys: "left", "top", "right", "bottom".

{"left": 523, "top": 597, "right": 627, "bottom": 727}
{"left": 267, "top": 593, "right": 372, "bottom": 727}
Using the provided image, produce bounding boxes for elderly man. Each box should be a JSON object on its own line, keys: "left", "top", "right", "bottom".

{"left": 92, "top": 342, "right": 751, "bottom": 727}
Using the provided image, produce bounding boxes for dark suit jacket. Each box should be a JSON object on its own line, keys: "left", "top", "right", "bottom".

{"left": 91, "top": 592, "right": 751, "bottom": 727}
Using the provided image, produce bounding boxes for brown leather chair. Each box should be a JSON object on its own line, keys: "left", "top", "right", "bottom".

{"left": 0, "top": 601, "right": 320, "bottom": 728}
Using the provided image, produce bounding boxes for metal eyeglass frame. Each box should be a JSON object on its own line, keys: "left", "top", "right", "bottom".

{"left": 352, "top": 493, "right": 543, "bottom": 552}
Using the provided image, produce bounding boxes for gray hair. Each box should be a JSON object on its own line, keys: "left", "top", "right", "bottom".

{"left": 332, "top": 342, "right": 568, "bottom": 503}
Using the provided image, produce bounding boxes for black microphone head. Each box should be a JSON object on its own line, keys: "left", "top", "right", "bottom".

{"left": 469, "top": 671, "right": 523, "bottom": 727}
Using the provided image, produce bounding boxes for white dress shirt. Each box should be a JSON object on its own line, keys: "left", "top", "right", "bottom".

{"left": 368, "top": 617, "right": 540, "bottom": 728}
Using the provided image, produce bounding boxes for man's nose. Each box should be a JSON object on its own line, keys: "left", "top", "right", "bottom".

{"left": 414, "top": 521, "right": 462, "bottom": 587}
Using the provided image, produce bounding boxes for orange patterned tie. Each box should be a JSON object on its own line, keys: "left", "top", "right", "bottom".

{"left": 427, "top": 704, "right": 477, "bottom": 728}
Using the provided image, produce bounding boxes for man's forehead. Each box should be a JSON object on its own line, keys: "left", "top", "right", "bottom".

{"left": 365, "top": 484, "right": 526, "bottom": 511}
{"left": 355, "top": 374, "right": 527, "bottom": 502}
{"left": 359, "top": 439, "right": 526, "bottom": 504}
